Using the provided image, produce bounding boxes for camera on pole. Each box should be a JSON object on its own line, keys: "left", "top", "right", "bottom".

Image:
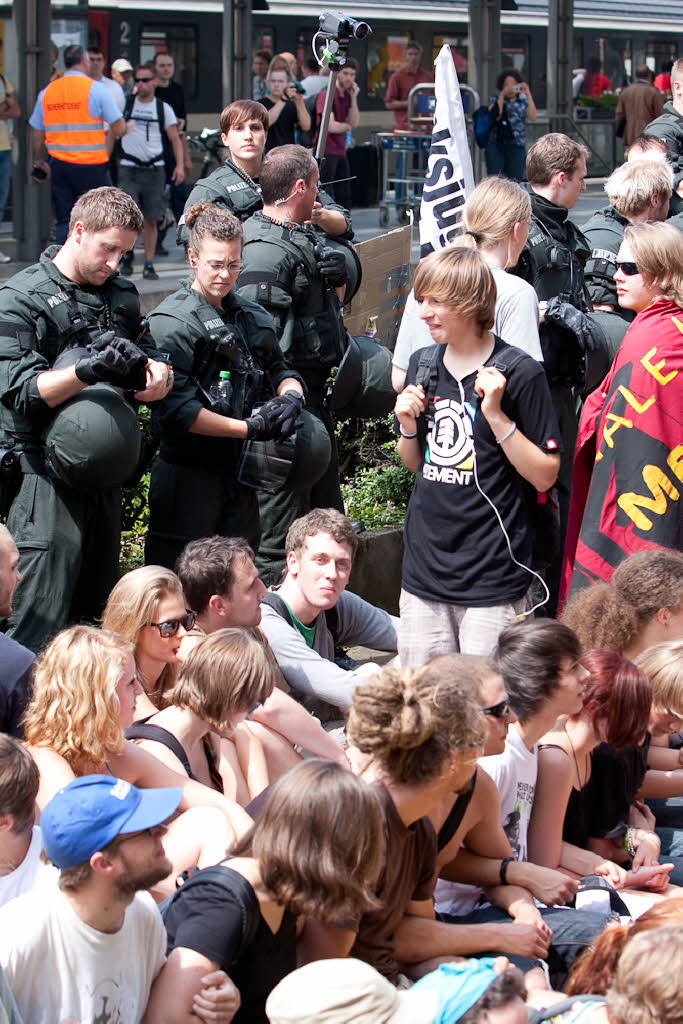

{"left": 314, "top": 10, "right": 372, "bottom": 163}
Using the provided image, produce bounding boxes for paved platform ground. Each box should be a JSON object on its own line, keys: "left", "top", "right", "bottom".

{"left": 0, "top": 179, "right": 609, "bottom": 311}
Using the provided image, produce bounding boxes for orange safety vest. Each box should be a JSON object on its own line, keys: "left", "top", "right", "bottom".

{"left": 42, "top": 74, "right": 107, "bottom": 165}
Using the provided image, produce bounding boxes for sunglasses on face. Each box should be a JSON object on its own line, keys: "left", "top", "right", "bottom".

{"left": 147, "top": 610, "right": 196, "bottom": 638}
{"left": 135, "top": 77, "right": 154, "bottom": 84}
{"left": 615, "top": 261, "right": 640, "bottom": 276}
{"left": 482, "top": 698, "right": 510, "bottom": 719}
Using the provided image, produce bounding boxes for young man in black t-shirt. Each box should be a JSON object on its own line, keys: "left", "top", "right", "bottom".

{"left": 153, "top": 51, "right": 191, "bottom": 236}
{"left": 394, "top": 247, "right": 561, "bottom": 667}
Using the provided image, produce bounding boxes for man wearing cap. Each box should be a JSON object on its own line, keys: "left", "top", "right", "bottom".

{"left": 111, "top": 57, "right": 134, "bottom": 96}
{"left": 0, "top": 775, "right": 238, "bottom": 1024}
{"left": 29, "top": 44, "right": 127, "bottom": 244}
{"left": 0, "top": 185, "right": 173, "bottom": 652}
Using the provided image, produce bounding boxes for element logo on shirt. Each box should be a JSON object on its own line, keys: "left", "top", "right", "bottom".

{"left": 423, "top": 397, "right": 474, "bottom": 484}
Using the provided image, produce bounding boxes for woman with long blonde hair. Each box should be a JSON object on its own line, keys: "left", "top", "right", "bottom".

{"left": 23, "top": 625, "right": 251, "bottom": 895}
{"left": 101, "top": 564, "right": 192, "bottom": 717}
{"left": 392, "top": 175, "right": 541, "bottom": 391}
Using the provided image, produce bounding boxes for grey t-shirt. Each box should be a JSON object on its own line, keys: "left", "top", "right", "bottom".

{"left": 393, "top": 262, "right": 543, "bottom": 370}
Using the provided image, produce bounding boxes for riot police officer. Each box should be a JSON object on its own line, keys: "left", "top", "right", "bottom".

{"left": 234, "top": 144, "right": 365, "bottom": 584}
{"left": 0, "top": 187, "right": 172, "bottom": 651}
{"left": 178, "top": 99, "right": 352, "bottom": 245}
{"left": 145, "top": 201, "right": 307, "bottom": 570}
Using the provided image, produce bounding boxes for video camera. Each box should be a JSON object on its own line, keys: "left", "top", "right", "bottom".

{"left": 318, "top": 10, "right": 371, "bottom": 41}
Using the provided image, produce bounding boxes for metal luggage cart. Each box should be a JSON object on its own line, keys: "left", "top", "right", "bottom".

{"left": 376, "top": 82, "right": 435, "bottom": 228}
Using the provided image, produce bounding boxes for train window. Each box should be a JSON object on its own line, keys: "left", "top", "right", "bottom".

{"left": 501, "top": 35, "right": 530, "bottom": 81}
{"left": 366, "top": 30, "right": 410, "bottom": 101}
{"left": 140, "top": 25, "right": 197, "bottom": 100}
{"left": 252, "top": 27, "right": 275, "bottom": 55}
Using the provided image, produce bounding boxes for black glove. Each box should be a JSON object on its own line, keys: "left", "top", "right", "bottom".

{"left": 74, "top": 331, "right": 148, "bottom": 390}
{"left": 260, "top": 391, "right": 305, "bottom": 439}
{"left": 314, "top": 244, "right": 347, "bottom": 288}
{"left": 244, "top": 401, "right": 286, "bottom": 441}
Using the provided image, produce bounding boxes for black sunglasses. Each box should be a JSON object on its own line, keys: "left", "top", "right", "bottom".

{"left": 483, "top": 698, "right": 510, "bottom": 719}
{"left": 147, "top": 610, "right": 196, "bottom": 638}
{"left": 135, "top": 76, "right": 154, "bottom": 83}
{"left": 615, "top": 261, "right": 639, "bottom": 276}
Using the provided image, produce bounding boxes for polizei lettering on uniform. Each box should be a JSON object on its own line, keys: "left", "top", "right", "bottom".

{"left": 226, "top": 181, "right": 250, "bottom": 194}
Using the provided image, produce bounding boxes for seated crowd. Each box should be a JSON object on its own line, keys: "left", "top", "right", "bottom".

{"left": 0, "top": 504, "right": 682, "bottom": 1022}
{"left": 1, "top": 89, "right": 683, "bottom": 1023}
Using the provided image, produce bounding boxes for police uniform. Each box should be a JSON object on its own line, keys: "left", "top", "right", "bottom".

{"left": 235, "top": 212, "right": 357, "bottom": 584}
{"left": 177, "top": 159, "right": 353, "bottom": 245}
{"left": 645, "top": 102, "right": 683, "bottom": 193}
{"left": 145, "top": 281, "right": 305, "bottom": 570}
{"left": 511, "top": 191, "right": 591, "bottom": 612}
{"left": 582, "top": 206, "right": 635, "bottom": 316}
{"left": 0, "top": 248, "right": 151, "bottom": 651}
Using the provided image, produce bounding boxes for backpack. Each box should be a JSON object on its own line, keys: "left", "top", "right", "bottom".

{"left": 414, "top": 343, "right": 561, "bottom": 571}
{"left": 116, "top": 93, "right": 167, "bottom": 167}
{"left": 160, "top": 862, "right": 260, "bottom": 967}
{"left": 473, "top": 104, "right": 495, "bottom": 149}
{"left": 262, "top": 591, "right": 339, "bottom": 644}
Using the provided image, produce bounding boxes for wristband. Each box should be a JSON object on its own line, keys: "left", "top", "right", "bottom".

{"left": 399, "top": 425, "right": 417, "bottom": 438}
{"left": 499, "top": 856, "right": 514, "bottom": 885}
{"left": 496, "top": 421, "right": 517, "bottom": 445}
{"left": 623, "top": 826, "right": 636, "bottom": 858}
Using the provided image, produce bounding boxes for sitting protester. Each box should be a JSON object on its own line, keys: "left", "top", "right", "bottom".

{"left": 605, "top": 925, "right": 683, "bottom": 1024}
{"left": 102, "top": 564, "right": 195, "bottom": 718}
{"left": 175, "top": 535, "right": 350, "bottom": 774}
{"left": 0, "top": 735, "right": 57, "bottom": 909}
{"left": 528, "top": 649, "right": 673, "bottom": 893}
{"left": 23, "top": 625, "right": 251, "bottom": 895}
{"left": 561, "top": 548, "right": 683, "bottom": 660}
{"left": 0, "top": 776, "right": 236, "bottom": 1024}
{"left": 259, "top": 509, "right": 398, "bottom": 720}
{"left": 127, "top": 628, "right": 271, "bottom": 804}
{"left": 298, "top": 660, "right": 487, "bottom": 984}
{"left": 144, "top": 759, "right": 384, "bottom": 1024}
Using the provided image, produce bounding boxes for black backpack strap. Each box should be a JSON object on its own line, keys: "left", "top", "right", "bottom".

{"left": 414, "top": 344, "right": 442, "bottom": 429}
{"left": 163, "top": 863, "right": 260, "bottom": 965}
{"left": 528, "top": 995, "right": 605, "bottom": 1023}
{"left": 125, "top": 722, "right": 194, "bottom": 780}
{"left": 324, "top": 605, "right": 339, "bottom": 644}
{"left": 262, "top": 591, "right": 296, "bottom": 628}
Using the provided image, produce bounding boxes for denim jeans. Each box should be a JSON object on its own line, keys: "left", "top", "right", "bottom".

{"left": 439, "top": 905, "right": 610, "bottom": 980}
{"left": 50, "top": 158, "right": 111, "bottom": 244}
{"left": 485, "top": 141, "right": 526, "bottom": 181}
{"left": 0, "top": 150, "right": 11, "bottom": 223}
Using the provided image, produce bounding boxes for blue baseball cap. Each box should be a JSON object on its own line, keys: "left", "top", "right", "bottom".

{"left": 41, "top": 775, "right": 182, "bottom": 869}
{"left": 411, "top": 959, "right": 500, "bottom": 1022}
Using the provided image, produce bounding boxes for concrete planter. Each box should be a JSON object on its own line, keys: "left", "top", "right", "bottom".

{"left": 347, "top": 525, "right": 404, "bottom": 616}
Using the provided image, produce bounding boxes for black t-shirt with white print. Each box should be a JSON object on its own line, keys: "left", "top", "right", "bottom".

{"left": 400, "top": 337, "right": 562, "bottom": 606}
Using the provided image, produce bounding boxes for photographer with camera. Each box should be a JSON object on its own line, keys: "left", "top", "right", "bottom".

{"left": 145, "top": 201, "right": 306, "bottom": 570}
{"left": 261, "top": 66, "right": 311, "bottom": 151}
{"left": 0, "top": 187, "right": 173, "bottom": 652}
{"left": 485, "top": 69, "right": 537, "bottom": 182}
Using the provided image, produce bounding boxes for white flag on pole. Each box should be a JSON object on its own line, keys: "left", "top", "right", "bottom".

{"left": 418, "top": 44, "right": 475, "bottom": 259}
{"left": 394, "top": 46, "right": 476, "bottom": 371}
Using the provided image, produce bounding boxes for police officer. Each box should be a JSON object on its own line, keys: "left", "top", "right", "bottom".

{"left": 145, "top": 201, "right": 307, "bottom": 570}
{"left": 582, "top": 154, "right": 673, "bottom": 357}
{"left": 644, "top": 58, "right": 683, "bottom": 201}
{"left": 178, "top": 99, "right": 352, "bottom": 245}
{"left": 510, "top": 133, "right": 591, "bottom": 612}
{"left": 29, "top": 45, "right": 126, "bottom": 244}
{"left": 0, "top": 187, "right": 173, "bottom": 651}
{"left": 235, "top": 144, "right": 359, "bottom": 584}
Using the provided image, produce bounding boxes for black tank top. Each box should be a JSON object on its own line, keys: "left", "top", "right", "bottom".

{"left": 126, "top": 721, "right": 224, "bottom": 793}
{"left": 437, "top": 769, "right": 478, "bottom": 852}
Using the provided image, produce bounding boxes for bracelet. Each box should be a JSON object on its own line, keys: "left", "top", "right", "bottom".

{"left": 399, "top": 425, "right": 417, "bottom": 438}
{"left": 496, "top": 421, "right": 517, "bottom": 445}
{"left": 499, "top": 856, "right": 514, "bottom": 886}
{"left": 623, "top": 826, "right": 637, "bottom": 858}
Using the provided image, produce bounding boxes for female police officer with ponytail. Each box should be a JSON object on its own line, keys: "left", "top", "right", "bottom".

{"left": 145, "top": 201, "right": 306, "bottom": 569}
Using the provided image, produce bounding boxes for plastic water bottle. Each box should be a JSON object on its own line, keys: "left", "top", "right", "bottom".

{"left": 209, "top": 370, "right": 233, "bottom": 415}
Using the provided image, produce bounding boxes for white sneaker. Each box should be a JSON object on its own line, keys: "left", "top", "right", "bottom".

{"left": 0, "top": 251, "right": 12, "bottom": 264}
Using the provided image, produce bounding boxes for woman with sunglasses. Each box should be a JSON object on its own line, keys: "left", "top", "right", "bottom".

{"left": 528, "top": 649, "right": 674, "bottom": 893}
{"left": 127, "top": 629, "right": 272, "bottom": 804}
{"left": 562, "top": 221, "right": 683, "bottom": 604}
{"left": 144, "top": 200, "right": 306, "bottom": 571}
{"left": 23, "top": 625, "right": 252, "bottom": 896}
{"left": 102, "top": 564, "right": 195, "bottom": 717}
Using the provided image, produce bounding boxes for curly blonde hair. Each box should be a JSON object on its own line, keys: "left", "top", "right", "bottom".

{"left": 23, "top": 626, "right": 133, "bottom": 773}
{"left": 101, "top": 565, "right": 185, "bottom": 707}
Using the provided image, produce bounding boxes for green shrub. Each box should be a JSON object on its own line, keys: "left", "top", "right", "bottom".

{"left": 337, "top": 413, "right": 414, "bottom": 528}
